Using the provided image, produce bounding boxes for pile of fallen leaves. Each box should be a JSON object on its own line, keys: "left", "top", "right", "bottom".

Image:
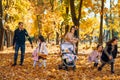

{"left": 1, "top": 43, "right": 120, "bottom": 80}
{"left": 0, "top": 53, "right": 120, "bottom": 80}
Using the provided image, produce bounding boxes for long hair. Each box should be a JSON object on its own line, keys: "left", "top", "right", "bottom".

{"left": 70, "top": 26, "right": 75, "bottom": 32}
{"left": 93, "top": 44, "right": 103, "bottom": 50}
{"left": 97, "top": 44, "right": 102, "bottom": 49}
{"left": 38, "top": 35, "right": 45, "bottom": 49}
{"left": 38, "top": 35, "right": 45, "bottom": 42}
{"left": 106, "top": 37, "right": 118, "bottom": 45}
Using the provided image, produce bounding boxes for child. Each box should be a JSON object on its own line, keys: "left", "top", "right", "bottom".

{"left": 88, "top": 44, "right": 103, "bottom": 67}
{"left": 32, "top": 47, "right": 39, "bottom": 67}
{"left": 98, "top": 37, "right": 118, "bottom": 74}
{"left": 32, "top": 35, "right": 48, "bottom": 68}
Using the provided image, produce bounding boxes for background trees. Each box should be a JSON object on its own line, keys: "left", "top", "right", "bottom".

{"left": 0, "top": 0, "right": 120, "bottom": 50}
{"left": 99, "top": 0, "right": 104, "bottom": 44}
{"left": 0, "top": 0, "right": 4, "bottom": 51}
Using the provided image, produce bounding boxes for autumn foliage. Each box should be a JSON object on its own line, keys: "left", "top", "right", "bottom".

{"left": 1, "top": 0, "right": 120, "bottom": 79}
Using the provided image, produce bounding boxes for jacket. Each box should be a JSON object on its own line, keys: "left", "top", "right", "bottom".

{"left": 88, "top": 50, "right": 101, "bottom": 62}
{"left": 101, "top": 44, "right": 118, "bottom": 62}
{"left": 13, "top": 28, "right": 32, "bottom": 45}
{"left": 32, "top": 42, "right": 48, "bottom": 61}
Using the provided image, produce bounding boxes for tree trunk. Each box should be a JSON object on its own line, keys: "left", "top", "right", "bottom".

{"left": 112, "top": 29, "right": 114, "bottom": 38}
{"left": 104, "top": 14, "right": 110, "bottom": 41}
{"left": 89, "top": 37, "right": 92, "bottom": 45}
{"left": 56, "top": 32, "right": 59, "bottom": 45}
{"left": 37, "top": 0, "right": 44, "bottom": 5}
{"left": 62, "top": 2, "right": 69, "bottom": 43}
{"left": 0, "top": 0, "right": 4, "bottom": 51}
{"left": 70, "top": 0, "right": 83, "bottom": 54}
{"left": 106, "top": 30, "right": 110, "bottom": 41}
{"left": 50, "top": 0, "right": 54, "bottom": 11}
{"left": 47, "top": 35, "right": 50, "bottom": 43}
{"left": 10, "top": 30, "right": 14, "bottom": 46}
{"left": 5, "top": 28, "right": 13, "bottom": 47}
{"left": 99, "top": 0, "right": 104, "bottom": 44}
{"left": 110, "top": 0, "right": 114, "bottom": 39}
{"left": 70, "top": 0, "right": 78, "bottom": 26}
{"left": 64, "top": 5, "right": 69, "bottom": 36}
{"left": 118, "top": 0, "right": 120, "bottom": 26}
{"left": 64, "top": 25, "right": 69, "bottom": 36}
{"left": 37, "top": 15, "right": 41, "bottom": 35}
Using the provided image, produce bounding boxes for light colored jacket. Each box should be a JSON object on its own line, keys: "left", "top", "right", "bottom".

{"left": 88, "top": 50, "right": 101, "bottom": 62}
{"left": 38, "top": 42, "right": 48, "bottom": 55}
{"left": 32, "top": 42, "right": 48, "bottom": 61}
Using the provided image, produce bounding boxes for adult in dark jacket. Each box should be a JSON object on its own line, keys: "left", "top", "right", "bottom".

{"left": 98, "top": 37, "right": 118, "bottom": 74}
{"left": 12, "top": 22, "right": 33, "bottom": 66}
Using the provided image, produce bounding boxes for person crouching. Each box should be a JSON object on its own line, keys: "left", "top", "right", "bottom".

{"left": 98, "top": 37, "right": 118, "bottom": 74}
{"left": 88, "top": 44, "right": 103, "bottom": 67}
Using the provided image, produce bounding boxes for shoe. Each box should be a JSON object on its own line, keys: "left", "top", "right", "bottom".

{"left": 94, "top": 63, "right": 98, "bottom": 67}
{"left": 19, "top": 63, "right": 23, "bottom": 66}
{"left": 39, "top": 63, "right": 42, "bottom": 67}
{"left": 111, "top": 71, "right": 114, "bottom": 74}
{"left": 73, "top": 66, "right": 76, "bottom": 71}
{"left": 12, "top": 63, "right": 17, "bottom": 66}
{"left": 98, "top": 67, "right": 102, "bottom": 71}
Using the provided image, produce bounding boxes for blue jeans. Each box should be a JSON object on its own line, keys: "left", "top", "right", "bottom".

{"left": 14, "top": 44, "right": 25, "bottom": 64}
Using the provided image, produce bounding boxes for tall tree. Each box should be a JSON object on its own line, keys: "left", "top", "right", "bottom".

{"left": 119, "top": 0, "right": 120, "bottom": 25}
{"left": 50, "top": 0, "right": 54, "bottom": 11}
{"left": 104, "top": 14, "right": 110, "bottom": 41}
{"left": 118, "top": 0, "right": 120, "bottom": 38}
{"left": 64, "top": 0, "right": 69, "bottom": 36}
{"left": 70, "top": 0, "right": 83, "bottom": 53}
{"left": 4, "top": 25, "right": 13, "bottom": 47}
{"left": 99, "top": 0, "right": 104, "bottom": 44}
{"left": 0, "top": 0, "right": 4, "bottom": 51}
{"left": 110, "top": 0, "right": 114, "bottom": 38}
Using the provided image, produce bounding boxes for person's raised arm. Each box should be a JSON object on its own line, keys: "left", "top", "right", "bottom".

{"left": 24, "top": 29, "right": 33, "bottom": 48}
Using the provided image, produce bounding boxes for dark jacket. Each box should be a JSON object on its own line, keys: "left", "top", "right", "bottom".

{"left": 101, "top": 44, "right": 118, "bottom": 62}
{"left": 13, "top": 28, "right": 32, "bottom": 45}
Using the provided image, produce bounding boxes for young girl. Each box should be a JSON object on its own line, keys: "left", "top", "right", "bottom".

{"left": 32, "top": 35, "right": 48, "bottom": 68}
{"left": 98, "top": 37, "right": 118, "bottom": 74}
{"left": 88, "top": 44, "right": 103, "bottom": 67}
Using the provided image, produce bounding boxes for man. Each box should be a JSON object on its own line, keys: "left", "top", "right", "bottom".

{"left": 12, "top": 22, "right": 33, "bottom": 66}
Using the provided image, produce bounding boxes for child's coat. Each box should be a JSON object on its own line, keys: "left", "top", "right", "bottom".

{"left": 32, "top": 42, "right": 48, "bottom": 61}
{"left": 88, "top": 50, "right": 101, "bottom": 62}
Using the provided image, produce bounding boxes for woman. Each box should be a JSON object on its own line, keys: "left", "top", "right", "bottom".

{"left": 98, "top": 37, "right": 118, "bottom": 74}
{"left": 64, "top": 26, "right": 78, "bottom": 45}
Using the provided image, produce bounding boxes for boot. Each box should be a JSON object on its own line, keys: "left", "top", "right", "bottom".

{"left": 94, "top": 63, "right": 98, "bottom": 67}
{"left": 98, "top": 63, "right": 106, "bottom": 71}
{"left": 12, "top": 63, "right": 17, "bottom": 66}
{"left": 111, "top": 62, "right": 114, "bottom": 74}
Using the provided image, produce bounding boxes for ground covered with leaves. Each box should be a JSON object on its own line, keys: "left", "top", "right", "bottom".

{"left": 1, "top": 52, "right": 120, "bottom": 80}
